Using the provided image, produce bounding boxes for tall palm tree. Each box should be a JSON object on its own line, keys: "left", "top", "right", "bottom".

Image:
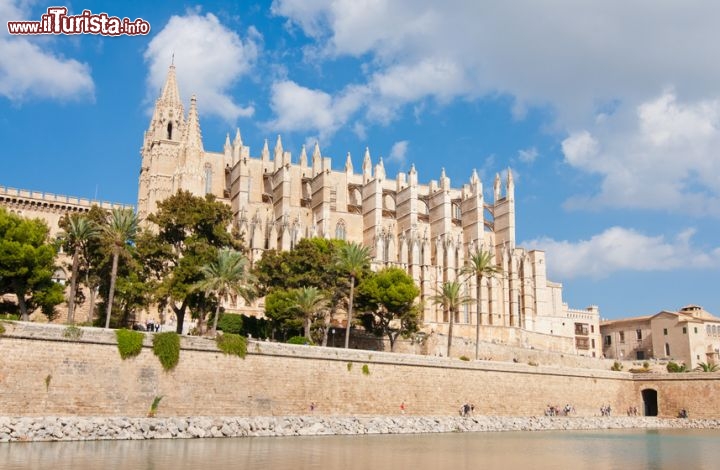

{"left": 291, "top": 286, "right": 328, "bottom": 339}
{"left": 194, "top": 248, "right": 256, "bottom": 335}
{"left": 335, "top": 242, "right": 371, "bottom": 349}
{"left": 62, "top": 214, "right": 99, "bottom": 324}
{"left": 462, "top": 248, "right": 501, "bottom": 359}
{"left": 431, "top": 281, "right": 472, "bottom": 358}
{"left": 102, "top": 208, "right": 138, "bottom": 329}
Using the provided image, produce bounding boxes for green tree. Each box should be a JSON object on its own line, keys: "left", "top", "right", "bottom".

{"left": 431, "top": 281, "right": 472, "bottom": 358}
{"left": 59, "top": 214, "right": 99, "bottom": 324}
{"left": 0, "top": 208, "right": 64, "bottom": 320}
{"left": 145, "top": 191, "right": 239, "bottom": 334}
{"left": 102, "top": 208, "right": 139, "bottom": 329}
{"left": 461, "top": 248, "right": 501, "bottom": 359}
{"left": 194, "top": 248, "right": 256, "bottom": 335}
{"left": 357, "top": 267, "right": 421, "bottom": 351}
{"left": 335, "top": 242, "right": 372, "bottom": 349}
{"left": 290, "top": 286, "right": 329, "bottom": 340}
{"left": 264, "top": 288, "right": 301, "bottom": 339}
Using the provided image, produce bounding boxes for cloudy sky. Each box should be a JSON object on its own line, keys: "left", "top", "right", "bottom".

{"left": 2, "top": 0, "right": 719, "bottom": 319}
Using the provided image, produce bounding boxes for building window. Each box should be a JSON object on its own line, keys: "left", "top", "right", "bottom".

{"left": 682, "top": 327, "right": 687, "bottom": 334}
{"left": 575, "top": 323, "right": 589, "bottom": 335}
{"left": 636, "top": 351, "right": 645, "bottom": 360}
{"left": 665, "top": 343, "right": 671, "bottom": 356}
{"left": 636, "top": 329, "right": 642, "bottom": 340}
{"left": 591, "top": 338, "right": 595, "bottom": 349}
{"left": 591, "top": 325, "right": 595, "bottom": 333}
{"left": 619, "top": 331, "right": 625, "bottom": 343}
{"left": 335, "top": 220, "right": 346, "bottom": 240}
{"left": 663, "top": 328, "right": 668, "bottom": 336}
{"left": 604, "top": 335, "right": 611, "bottom": 346}
{"left": 167, "top": 122, "right": 173, "bottom": 139}
{"left": 694, "top": 327, "right": 698, "bottom": 334}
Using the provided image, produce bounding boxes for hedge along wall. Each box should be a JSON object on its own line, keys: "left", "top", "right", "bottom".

{"left": 1, "top": 322, "right": 719, "bottom": 418}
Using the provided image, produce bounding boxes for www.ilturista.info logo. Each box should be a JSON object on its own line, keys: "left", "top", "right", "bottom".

{"left": 7, "top": 7, "right": 150, "bottom": 36}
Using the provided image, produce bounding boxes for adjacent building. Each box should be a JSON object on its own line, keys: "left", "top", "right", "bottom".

{"left": 601, "top": 305, "right": 720, "bottom": 369}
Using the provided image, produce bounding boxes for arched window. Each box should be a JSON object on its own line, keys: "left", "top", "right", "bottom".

{"left": 204, "top": 164, "right": 212, "bottom": 194}
{"left": 167, "top": 122, "right": 173, "bottom": 140}
{"left": 452, "top": 203, "right": 462, "bottom": 220}
{"left": 335, "top": 220, "right": 346, "bottom": 240}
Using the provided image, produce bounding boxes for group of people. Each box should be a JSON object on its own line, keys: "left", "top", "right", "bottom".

{"left": 544, "top": 404, "right": 575, "bottom": 416}
{"left": 600, "top": 404, "right": 612, "bottom": 416}
{"left": 627, "top": 406, "right": 639, "bottom": 416}
{"left": 459, "top": 403, "right": 475, "bottom": 417}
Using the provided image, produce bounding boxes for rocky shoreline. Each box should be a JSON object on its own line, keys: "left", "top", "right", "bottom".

{"left": 2, "top": 415, "right": 719, "bottom": 443}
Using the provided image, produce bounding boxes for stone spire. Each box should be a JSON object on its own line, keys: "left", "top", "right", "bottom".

{"left": 440, "top": 167, "right": 450, "bottom": 190}
{"left": 345, "top": 152, "right": 353, "bottom": 173}
{"left": 261, "top": 138, "right": 270, "bottom": 162}
{"left": 375, "top": 156, "right": 386, "bottom": 180}
{"left": 274, "top": 135, "right": 283, "bottom": 170}
{"left": 362, "top": 147, "right": 372, "bottom": 183}
{"left": 470, "top": 168, "right": 482, "bottom": 195}
{"left": 494, "top": 173, "right": 501, "bottom": 201}
{"left": 224, "top": 133, "right": 231, "bottom": 154}
{"left": 312, "top": 141, "right": 322, "bottom": 174}
{"left": 299, "top": 145, "right": 308, "bottom": 167}
{"left": 506, "top": 167, "right": 514, "bottom": 200}
{"left": 408, "top": 163, "right": 418, "bottom": 186}
{"left": 233, "top": 128, "right": 243, "bottom": 148}
{"left": 159, "top": 64, "right": 182, "bottom": 107}
{"left": 183, "top": 95, "right": 203, "bottom": 152}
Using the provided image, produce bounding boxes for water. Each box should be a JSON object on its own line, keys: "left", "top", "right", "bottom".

{"left": 2, "top": 429, "right": 720, "bottom": 470}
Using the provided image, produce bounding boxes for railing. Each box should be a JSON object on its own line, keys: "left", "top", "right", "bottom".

{"left": 0, "top": 185, "right": 133, "bottom": 210}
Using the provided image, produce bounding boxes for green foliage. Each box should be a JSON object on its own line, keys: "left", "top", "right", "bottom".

{"left": 287, "top": 335, "right": 314, "bottom": 345}
{"left": 59, "top": 214, "right": 99, "bottom": 324}
{"left": 643, "top": 361, "right": 650, "bottom": 369}
{"left": 148, "top": 395, "right": 163, "bottom": 417}
{"left": 144, "top": 191, "right": 241, "bottom": 335}
{"left": 152, "top": 332, "right": 180, "bottom": 371}
{"left": 216, "top": 333, "right": 247, "bottom": 358}
{"left": 0, "top": 207, "right": 64, "bottom": 321}
{"left": 459, "top": 355, "right": 470, "bottom": 361}
{"left": 0, "top": 323, "right": 5, "bottom": 335}
{"left": 694, "top": 362, "right": 720, "bottom": 372}
{"left": 357, "top": 267, "right": 421, "bottom": 351}
{"left": 115, "top": 328, "right": 144, "bottom": 359}
{"left": 0, "top": 313, "right": 19, "bottom": 320}
{"left": 611, "top": 361, "right": 623, "bottom": 371}
{"left": 431, "top": 281, "right": 473, "bottom": 358}
{"left": 265, "top": 289, "right": 303, "bottom": 334}
{"left": 45, "top": 374, "right": 52, "bottom": 392}
{"left": 62, "top": 325, "right": 84, "bottom": 340}
{"left": 361, "top": 364, "right": 370, "bottom": 375}
{"left": 347, "top": 362, "right": 353, "bottom": 372}
{"left": 217, "top": 313, "right": 244, "bottom": 334}
{"left": 666, "top": 361, "right": 688, "bottom": 373}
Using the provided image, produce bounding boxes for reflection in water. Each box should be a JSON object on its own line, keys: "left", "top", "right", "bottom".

{"left": 2, "top": 429, "right": 720, "bottom": 470}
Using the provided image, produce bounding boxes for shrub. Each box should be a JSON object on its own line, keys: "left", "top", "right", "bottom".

{"left": 347, "top": 362, "right": 353, "bottom": 372}
{"left": 459, "top": 355, "right": 470, "bottom": 361}
{"left": 147, "top": 395, "right": 163, "bottom": 417}
{"left": 287, "top": 336, "right": 313, "bottom": 345}
{"left": 528, "top": 361, "right": 539, "bottom": 367}
{"left": 116, "top": 329, "right": 144, "bottom": 359}
{"left": 62, "top": 325, "right": 83, "bottom": 340}
{"left": 45, "top": 374, "right": 52, "bottom": 392}
{"left": 216, "top": 333, "right": 247, "bottom": 358}
{"left": 0, "top": 323, "right": 5, "bottom": 335}
{"left": 611, "top": 361, "right": 623, "bottom": 371}
{"left": 0, "top": 313, "right": 19, "bottom": 321}
{"left": 643, "top": 361, "right": 650, "bottom": 369}
{"left": 153, "top": 332, "right": 180, "bottom": 371}
{"left": 362, "top": 364, "right": 370, "bottom": 375}
{"left": 217, "top": 313, "right": 244, "bottom": 335}
{"left": 667, "top": 361, "right": 688, "bottom": 373}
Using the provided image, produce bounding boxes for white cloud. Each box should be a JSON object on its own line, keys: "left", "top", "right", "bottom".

{"left": 266, "top": 80, "right": 368, "bottom": 142}
{"left": 272, "top": 0, "right": 720, "bottom": 130}
{"left": 388, "top": 140, "right": 409, "bottom": 166}
{"left": 0, "top": 1, "right": 94, "bottom": 102}
{"left": 562, "top": 91, "right": 720, "bottom": 215}
{"left": 144, "top": 11, "right": 258, "bottom": 122}
{"left": 518, "top": 147, "right": 538, "bottom": 163}
{"left": 524, "top": 227, "right": 720, "bottom": 280}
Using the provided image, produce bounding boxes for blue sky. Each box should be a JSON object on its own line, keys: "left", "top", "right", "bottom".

{"left": 2, "top": 0, "right": 719, "bottom": 319}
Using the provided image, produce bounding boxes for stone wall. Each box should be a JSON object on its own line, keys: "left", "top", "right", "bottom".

{"left": 1, "top": 323, "right": 719, "bottom": 420}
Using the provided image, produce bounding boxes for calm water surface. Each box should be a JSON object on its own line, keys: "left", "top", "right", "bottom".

{"left": 2, "top": 429, "right": 720, "bottom": 470}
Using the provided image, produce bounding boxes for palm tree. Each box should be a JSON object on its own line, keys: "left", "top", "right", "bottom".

{"left": 291, "top": 287, "right": 329, "bottom": 339}
{"left": 431, "top": 281, "right": 472, "bottom": 358}
{"left": 62, "top": 214, "right": 98, "bottom": 324}
{"left": 102, "top": 208, "right": 138, "bottom": 329}
{"left": 462, "top": 248, "right": 501, "bottom": 359}
{"left": 335, "top": 242, "right": 371, "bottom": 349}
{"left": 194, "top": 248, "right": 256, "bottom": 335}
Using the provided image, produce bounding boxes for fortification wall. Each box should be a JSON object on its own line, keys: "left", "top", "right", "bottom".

{"left": 1, "top": 323, "right": 717, "bottom": 419}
